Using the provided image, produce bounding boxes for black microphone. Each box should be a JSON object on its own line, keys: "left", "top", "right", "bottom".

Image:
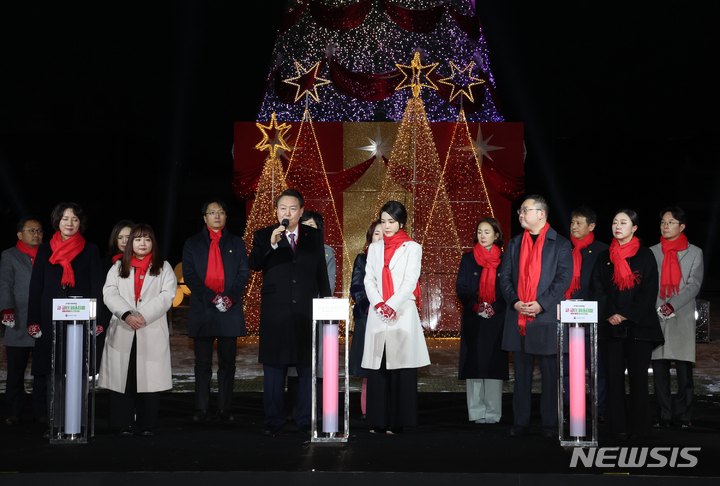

{"left": 281, "top": 219, "right": 289, "bottom": 233}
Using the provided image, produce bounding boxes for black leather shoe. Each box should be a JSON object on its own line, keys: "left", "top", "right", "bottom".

{"left": 193, "top": 410, "right": 208, "bottom": 422}
{"left": 370, "top": 427, "right": 388, "bottom": 434}
{"left": 5, "top": 415, "right": 19, "bottom": 425}
{"left": 509, "top": 426, "right": 528, "bottom": 437}
{"left": 140, "top": 429, "right": 154, "bottom": 437}
{"left": 218, "top": 410, "right": 234, "bottom": 422}
{"left": 118, "top": 427, "right": 134, "bottom": 437}
{"left": 263, "top": 426, "right": 282, "bottom": 436}
{"left": 654, "top": 419, "right": 670, "bottom": 428}
{"left": 387, "top": 427, "right": 404, "bottom": 435}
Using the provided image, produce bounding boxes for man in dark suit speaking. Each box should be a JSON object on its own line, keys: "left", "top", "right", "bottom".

{"left": 249, "top": 188, "right": 331, "bottom": 436}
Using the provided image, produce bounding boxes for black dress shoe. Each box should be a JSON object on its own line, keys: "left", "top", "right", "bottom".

{"left": 263, "top": 426, "right": 282, "bottom": 436}
{"left": 193, "top": 410, "right": 208, "bottom": 422}
{"left": 140, "top": 429, "right": 154, "bottom": 437}
{"left": 5, "top": 415, "right": 19, "bottom": 425}
{"left": 654, "top": 419, "right": 670, "bottom": 428}
{"left": 387, "top": 427, "right": 404, "bottom": 435}
{"left": 218, "top": 410, "right": 235, "bottom": 422}
{"left": 370, "top": 427, "right": 388, "bottom": 434}
{"left": 118, "top": 427, "right": 134, "bottom": 437}
{"left": 509, "top": 426, "right": 528, "bottom": 437}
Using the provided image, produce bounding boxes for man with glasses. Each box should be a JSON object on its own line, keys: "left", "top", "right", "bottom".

{"left": 1, "top": 216, "right": 44, "bottom": 425}
{"left": 651, "top": 207, "right": 703, "bottom": 428}
{"left": 499, "top": 195, "right": 573, "bottom": 438}
{"left": 183, "top": 198, "right": 249, "bottom": 422}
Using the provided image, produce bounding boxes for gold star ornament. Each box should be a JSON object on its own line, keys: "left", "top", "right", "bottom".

{"left": 437, "top": 61, "right": 486, "bottom": 102}
{"left": 255, "top": 112, "right": 292, "bottom": 159}
{"left": 283, "top": 61, "right": 331, "bottom": 103}
{"left": 395, "top": 51, "right": 439, "bottom": 98}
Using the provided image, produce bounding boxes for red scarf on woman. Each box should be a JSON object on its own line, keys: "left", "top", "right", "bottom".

{"left": 382, "top": 230, "right": 421, "bottom": 307}
{"left": 16, "top": 240, "right": 38, "bottom": 265}
{"left": 112, "top": 253, "right": 123, "bottom": 263}
{"left": 205, "top": 226, "right": 225, "bottom": 294}
{"left": 49, "top": 231, "right": 85, "bottom": 287}
{"left": 131, "top": 254, "right": 153, "bottom": 302}
{"left": 517, "top": 223, "right": 549, "bottom": 335}
{"left": 660, "top": 233, "right": 688, "bottom": 300}
{"left": 565, "top": 232, "right": 594, "bottom": 299}
{"left": 473, "top": 243, "right": 502, "bottom": 304}
{"left": 609, "top": 236, "right": 641, "bottom": 291}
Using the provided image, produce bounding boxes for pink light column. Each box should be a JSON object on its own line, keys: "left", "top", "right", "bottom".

{"left": 322, "top": 323, "right": 339, "bottom": 432}
{"left": 568, "top": 326, "right": 586, "bottom": 437}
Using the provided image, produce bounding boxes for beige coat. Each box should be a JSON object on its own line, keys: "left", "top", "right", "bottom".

{"left": 98, "top": 260, "right": 176, "bottom": 393}
{"left": 361, "top": 239, "right": 430, "bottom": 370}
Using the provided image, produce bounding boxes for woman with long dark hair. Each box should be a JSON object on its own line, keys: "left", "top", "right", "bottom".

{"left": 590, "top": 209, "right": 664, "bottom": 439}
{"left": 99, "top": 224, "right": 176, "bottom": 436}
{"left": 349, "top": 220, "right": 383, "bottom": 419}
{"left": 362, "top": 201, "right": 430, "bottom": 434}
{"left": 456, "top": 217, "right": 508, "bottom": 424}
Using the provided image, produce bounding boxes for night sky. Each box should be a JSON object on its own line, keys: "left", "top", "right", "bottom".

{"left": 1, "top": 1, "right": 717, "bottom": 277}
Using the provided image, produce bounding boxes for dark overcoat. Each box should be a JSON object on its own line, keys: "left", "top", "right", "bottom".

{"left": 456, "top": 251, "right": 508, "bottom": 380}
{"left": 589, "top": 245, "right": 664, "bottom": 343}
{"left": 566, "top": 238, "right": 609, "bottom": 300}
{"left": 182, "top": 227, "right": 249, "bottom": 338}
{"left": 27, "top": 241, "right": 104, "bottom": 376}
{"left": 499, "top": 226, "right": 573, "bottom": 355}
{"left": 248, "top": 223, "right": 331, "bottom": 364}
{"left": 348, "top": 252, "right": 369, "bottom": 377}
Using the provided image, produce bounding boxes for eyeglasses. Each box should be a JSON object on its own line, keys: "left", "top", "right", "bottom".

{"left": 659, "top": 220, "right": 680, "bottom": 227}
{"left": 517, "top": 208, "right": 541, "bottom": 215}
{"left": 206, "top": 211, "right": 227, "bottom": 217}
{"left": 22, "top": 228, "right": 44, "bottom": 234}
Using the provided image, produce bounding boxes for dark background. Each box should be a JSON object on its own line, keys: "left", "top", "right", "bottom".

{"left": 1, "top": 1, "right": 718, "bottom": 281}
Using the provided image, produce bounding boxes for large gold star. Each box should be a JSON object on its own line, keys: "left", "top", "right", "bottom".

{"left": 255, "top": 112, "right": 292, "bottom": 159}
{"left": 283, "top": 61, "right": 331, "bottom": 103}
{"left": 395, "top": 52, "right": 439, "bottom": 98}
{"left": 437, "top": 61, "right": 486, "bottom": 102}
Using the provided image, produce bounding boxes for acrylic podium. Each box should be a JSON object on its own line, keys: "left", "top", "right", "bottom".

{"left": 311, "top": 297, "right": 350, "bottom": 443}
{"left": 556, "top": 300, "right": 599, "bottom": 447}
{"left": 50, "top": 298, "right": 97, "bottom": 443}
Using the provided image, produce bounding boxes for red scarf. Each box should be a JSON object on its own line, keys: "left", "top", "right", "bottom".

{"left": 473, "top": 243, "right": 502, "bottom": 304}
{"left": 131, "top": 254, "right": 153, "bottom": 303}
{"left": 49, "top": 231, "right": 85, "bottom": 287}
{"left": 112, "top": 253, "right": 123, "bottom": 263}
{"left": 16, "top": 240, "right": 38, "bottom": 265}
{"left": 517, "top": 223, "right": 550, "bottom": 336}
{"left": 609, "top": 236, "right": 641, "bottom": 291}
{"left": 660, "top": 233, "right": 688, "bottom": 300}
{"left": 205, "top": 226, "right": 225, "bottom": 294}
{"left": 565, "top": 232, "right": 595, "bottom": 299}
{"left": 381, "top": 230, "right": 421, "bottom": 307}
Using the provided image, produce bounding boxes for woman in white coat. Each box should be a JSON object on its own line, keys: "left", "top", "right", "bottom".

{"left": 99, "top": 224, "right": 176, "bottom": 436}
{"left": 362, "top": 201, "right": 430, "bottom": 434}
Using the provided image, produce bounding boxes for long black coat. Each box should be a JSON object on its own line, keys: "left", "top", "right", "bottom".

{"left": 248, "top": 223, "right": 331, "bottom": 364}
{"left": 348, "top": 252, "right": 369, "bottom": 377}
{"left": 456, "top": 251, "right": 508, "bottom": 380}
{"left": 499, "top": 225, "right": 573, "bottom": 355}
{"left": 566, "top": 238, "right": 609, "bottom": 300}
{"left": 589, "top": 245, "right": 664, "bottom": 343}
{"left": 182, "top": 227, "right": 250, "bottom": 338}
{"left": 27, "top": 241, "right": 104, "bottom": 376}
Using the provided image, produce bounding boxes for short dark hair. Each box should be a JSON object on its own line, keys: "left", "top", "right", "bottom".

{"left": 276, "top": 188, "right": 304, "bottom": 208}
{"left": 301, "top": 210, "right": 324, "bottom": 235}
{"left": 570, "top": 206, "right": 597, "bottom": 226}
{"left": 365, "top": 220, "right": 382, "bottom": 247}
{"left": 379, "top": 201, "right": 407, "bottom": 226}
{"left": 50, "top": 202, "right": 87, "bottom": 234}
{"left": 473, "top": 217, "right": 504, "bottom": 248}
{"left": 614, "top": 209, "right": 639, "bottom": 226}
{"left": 201, "top": 198, "right": 228, "bottom": 216}
{"left": 108, "top": 220, "right": 135, "bottom": 255}
{"left": 119, "top": 224, "right": 163, "bottom": 278}
{"left": 659, "top": 206, "right": 687, "bottom": 226}
{"left": 525, "top": 194, "right": 548, "bottom": 213}
{"left": 17, "top": 216, "right": 42, "bottom": 233}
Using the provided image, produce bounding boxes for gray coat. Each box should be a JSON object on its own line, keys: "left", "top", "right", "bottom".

{"left": 499, "top": 226, "right": 573, "bottom": 355}
{"left": 0, "top": 247, "right": 36, "bottom": 347}
{"left": 650, "top": 242, "right": 704, "bottom": 362}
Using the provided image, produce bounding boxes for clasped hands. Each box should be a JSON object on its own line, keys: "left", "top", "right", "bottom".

{"left": 472, "top": 302, "right": 495, "bottom": 319}
{"left": 212, "top": 294, "right": 234, "bottom": 312}
{"left": 657, "top": 303, "right": 675, "bottom": 319}
{"left": 513, "top": 300, "right": 542, "bottom": 318}
{"left": 375, "top": 302, "right": 397, "bottom": 322}
{"left": 125, "top": 313, "right": 147, "bottom": 330}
